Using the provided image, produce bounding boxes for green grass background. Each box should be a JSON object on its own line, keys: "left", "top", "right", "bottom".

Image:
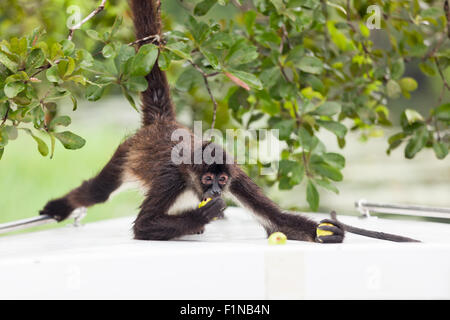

{"left": 0, "top": 109, "right": 144, "bottom": 235}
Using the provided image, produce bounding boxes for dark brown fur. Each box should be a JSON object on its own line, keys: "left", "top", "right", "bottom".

{"left": 39, "top": 0, "right": 344, "bottom": 243}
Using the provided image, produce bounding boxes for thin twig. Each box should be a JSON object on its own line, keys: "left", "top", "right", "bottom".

{"left": 68, "top": 0, "right": 107, "bottom": 40}
{"left": 422, "top": 33, "right": 447, "bottom": 61}
{"left": 0, "top": 105, "right": 10, "bottom": 127}
{"left": 128, "top": 34, "right": 161, "bottom": 47}
{"left": 435, "top": 57, "right": 450, "bottom": 91}
{"left": 189, "top": 61, "right": 220, "bottom": 130}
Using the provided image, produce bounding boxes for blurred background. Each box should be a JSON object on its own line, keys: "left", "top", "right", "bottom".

{"left": 0, "top": 0, "right": 449, "bottom": 234}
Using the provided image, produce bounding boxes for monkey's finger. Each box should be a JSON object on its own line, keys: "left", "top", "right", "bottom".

{"left": 315, "top": 235, "right": 344, "bottom": 243}
{"left": 317, "top": 224, "right": 344, "bottom": 236}
{"left": 319, "top": 218, "right": 343, "bottom": 229}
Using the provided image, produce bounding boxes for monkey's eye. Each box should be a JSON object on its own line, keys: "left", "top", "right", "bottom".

{"left": 201, "top": 174, "right": 214, "bottom": 185}
{"left": 218, "top": 174, "right": 228, "bottom": 185}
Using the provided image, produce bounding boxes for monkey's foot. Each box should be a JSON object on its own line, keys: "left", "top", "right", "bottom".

{"left": 315, "top": 219, "right": 345, "bottom": 243}
{"left": 39, "top": 198, "right": 73, "bottom": 222}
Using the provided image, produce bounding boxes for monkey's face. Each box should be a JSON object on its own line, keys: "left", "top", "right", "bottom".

{"left": 200, "top": 172, "right": 229, "bottom": 201}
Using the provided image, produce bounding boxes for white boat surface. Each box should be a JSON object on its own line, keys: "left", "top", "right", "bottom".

{"left": 0, "top": 206, "right": 449, "bottom": 299}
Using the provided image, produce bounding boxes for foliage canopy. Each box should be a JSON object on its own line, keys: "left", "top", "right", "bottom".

{"left": 0, "top": 0, "right": 449, "bottom": 211}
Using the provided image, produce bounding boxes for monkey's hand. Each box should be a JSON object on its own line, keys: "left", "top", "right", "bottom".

{"left": 315, "top": 219, "right": 345, "bottom": 243}
{"left": 197, "top": 197, "right": 226, "bottom": 223}
{"left": 39, "top": 198, "right": 73, "bottom": 222}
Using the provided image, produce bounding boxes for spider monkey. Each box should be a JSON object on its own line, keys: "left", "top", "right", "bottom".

{"left": 39, "top": 0, "right": 344, "bottom": 243}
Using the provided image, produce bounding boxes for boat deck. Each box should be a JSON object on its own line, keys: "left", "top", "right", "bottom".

{"left": 1, "top": 207, "right": 449, "bottom": 299}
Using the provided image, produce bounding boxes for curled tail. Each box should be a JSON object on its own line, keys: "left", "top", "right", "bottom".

{"left": 129, "top": 0, "right": 175, "bottom": 126}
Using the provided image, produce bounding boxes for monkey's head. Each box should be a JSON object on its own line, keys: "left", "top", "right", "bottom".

{"left": 199, "top": 164, "right": 230, "bottom": 201}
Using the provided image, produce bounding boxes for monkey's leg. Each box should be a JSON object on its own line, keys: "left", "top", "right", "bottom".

{"left": 39, "top": 144, "right": 128, "bottom": 221}
{"left": 133, "top": 186, "right": 226, "bottom": 240}
{"left": 229, "top": 167, "right": 344, "bottom": 243}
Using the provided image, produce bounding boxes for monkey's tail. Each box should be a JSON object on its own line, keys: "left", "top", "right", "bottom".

{"left": 129, "top": 0, "right": 175, "bottom": 126}
{"left": 330, "top": 211, "right": 421, "bottom": 243}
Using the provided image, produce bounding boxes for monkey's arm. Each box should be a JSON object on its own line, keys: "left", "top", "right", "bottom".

{"left": 228, "top": 166, "right": 344, "bottom": 243}
{"left": 133, "top": 172, "right": 225, "bottom": 240}
{"left": 40, "top": 143, "right": 128, "bottom": 221}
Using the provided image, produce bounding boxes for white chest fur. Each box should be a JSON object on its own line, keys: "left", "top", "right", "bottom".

{"left": 167, "top": 189, "right": 201, "bottom": 215}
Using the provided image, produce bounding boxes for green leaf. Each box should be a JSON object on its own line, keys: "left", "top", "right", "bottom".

{"left": 102, "top": 43, "right": 116, "bottom": 59}
{"left": 225, "top": 40, "right": 258, "bottom": 66}
{"left": 272, "top": 118, "right": 295, "bottom": 140}
{"left": 404, "top": 127, "right": 428, "bottom": 159}
{"left": 77, "top": 49, "right": 94, "bottom": 68}
{"left": 0, "top": 127, "right": 8, "bottom": 147}
{"left": 434, "top": 103, "right": 450, "bottom": 121}
{"left": 0, "top": 52, "right": 18, "bottom": 72}
{"left": 323, "top": 152, "right": 345, "bottom": 169}
{"left": 4, "top": 81, "right": 25, "bottom": 98}
{"left": 0, "top": 148, "right": 4, "bottom": 160}
{"left": 314, "top": 179, "right": 339, "bottom": 194}
{"left": 158, "top": 51, "right": 171, "bottom": 70}
{"left": 403, "top": 109, "right": 424, "bottom": 124}
{"left": 165, "top": 43, "right": 192, "bottom": 60}
{"left": 314, "top": 178, "right": 339, "bottom": 194}
{"left": 421, "top": 7, "right": 443, "bottom": 18}
{"left": 194, "top": 0, "right": 217, "bottom": 16}
{"left": 46, "top": 65, "right": 61, "bottom": 83}
{"left": 22, "top": 128, "right": 48, "bottom": 156}
{"left": 50, "top": 115, "right": 71, "bottom": 128}
{"left": 61, "top": 39, "right": 75, "bottom": 55}
{"left": 418, "top": 61, "right": 436, "bottom": 76}
{"left": 32, "top": 134, "right": 49, "bottom": 156}
{"left": 306, "top": 180, "right": 319, "bottom": 211}
{"left": 111, "top": 16, "right": 123, "bottom": 37}
{"left": 278, "top": 159, "right": 304, "bottom": 188}
{"left": 312, "top": 101, "right": 341, "bottom": 116}
{"left": 49, "top": 133, "right": 55, "bottom": 159}
{"left": 125, "top": 76, "right": 148, "bottom": 92}
{"left": 175, "top": 67, "right": 202, "bottom": 92}
{"left": 228, "top": 87, "right": 250, "bottom": 112}
{"left": 386, "top": 79, "right": 401, "bottom": 98}
{"left": 86, "top": 29, "right": 102, "bottom": 41}
{"left": 114, "top": 44, "right": 135, "bottom": 73}
{"left": 316, "top": 119, "right": 347, "bottom": 139}
{"left": 297, "top": 56, "right": 323, "bottom": 74}
{"left": 391, "top": 58, "right": 405, "bottom": 80}
{"left": 54, "top": 131, "right": 86, "bottom": 150}
{"left": 399, "top": 77, "right": 418, "bottom": 92}
{"left": 311, "top": 162, "right": 343, "bottom": 181}
{"left": 121, "top": 86, "right": 138, "bottom": 111}
{"left": 85, "top": 85, "right": 105, "bottom": 101}
{"left": 71, "top": 95, "right": 78, "bottom": 111}
{"left": 200, "top": 48, "right": 219, "bottom": 69}
{"left": 432, "top": 141, "right": 448, "bottom": 160}
{"left": 327, "top": 21, "right": 356, "bottom": 51}
{"left": 26, "top": 48, "right": 45, "bottom": 70}
{"left": 226, "top": 70, "right": 263, "bottom": 90}
{"left": 130, "top": 44, "right": 159, "bottom": 76}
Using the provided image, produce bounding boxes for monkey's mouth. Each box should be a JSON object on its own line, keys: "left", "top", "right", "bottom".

{"left": 202, "top": 192, "right": 222, "bottom": 202}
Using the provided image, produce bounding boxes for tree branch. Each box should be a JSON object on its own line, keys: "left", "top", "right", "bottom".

{"left": 435, "top": 57, "right": 450, "bottom": 91}
{"left": 0, "top": 105, "right": 10, "bottom": 127}
{"left": 189, "top": 61, "right": 220, "bottom": 130}
{"left": 68, "top": 0, "right": 107, "bottom": 41}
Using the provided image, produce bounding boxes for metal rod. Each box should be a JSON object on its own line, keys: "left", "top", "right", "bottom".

{"left": 355, "top": 199, "right": 450, "bottom": 219}
{"left": 0, "top": 207, "right": 87, "bottom": 235}
{"left": 0, "top": 215, "right": 57, "bottom": 235}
